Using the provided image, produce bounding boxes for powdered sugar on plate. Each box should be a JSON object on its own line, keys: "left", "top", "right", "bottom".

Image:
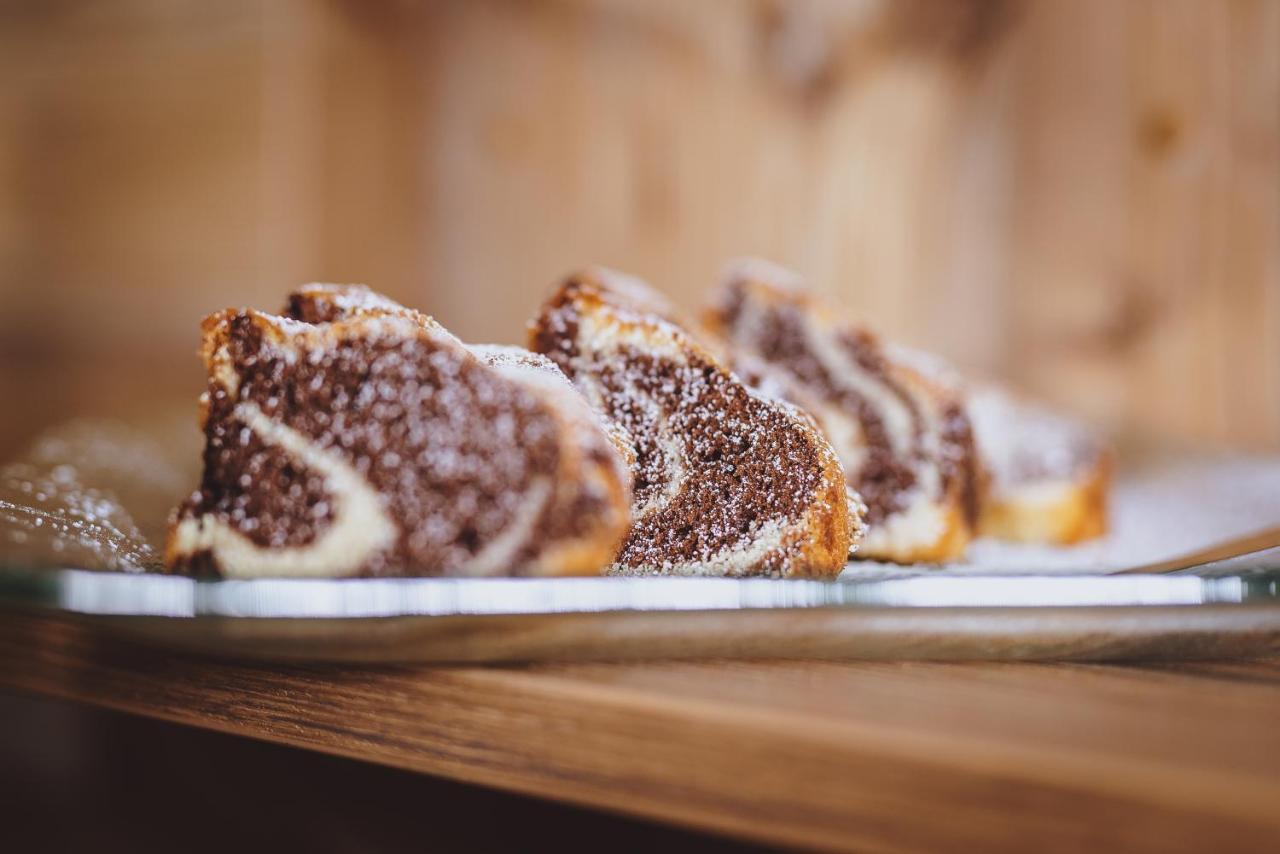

{"left": 0, "top": 419, "right": 195, "bottom": 572}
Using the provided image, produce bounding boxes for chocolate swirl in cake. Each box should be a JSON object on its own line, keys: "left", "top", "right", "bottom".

{"left": 706, "top": 259, "right": 982, "bottom": 564}
{"left": 166, "top": 289, "right": 631, "bottom": 578}
{"left": 530, "top": 268, "right": 856, "bottom": 578}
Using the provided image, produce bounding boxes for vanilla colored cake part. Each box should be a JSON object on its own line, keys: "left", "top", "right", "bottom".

{"left": 166, "top": 292, "right": 631, "bottom": 578}
{"left": 705, "top": 260, "right": 982, "bottom": 564}
{"left": 968, "top": 386, "right": 1109, "bottom": 545}
{"left": 530, "top": 268, "right": 857, "bottom": 578}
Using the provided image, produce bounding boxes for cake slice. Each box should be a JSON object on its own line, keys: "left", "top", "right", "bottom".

{"left": 529, "top": 268, "right": 856, "bottom": 578}
{"left": 166, "top": 292, "right": 631, "bottom": 578}
{"left": 968, "top": 386, "right": 1109, "bottom": 544}
{"left": 705, "top": 259, "right": 982, "bottom": 564}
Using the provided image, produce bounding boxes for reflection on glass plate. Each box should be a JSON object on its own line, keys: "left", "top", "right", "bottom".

{"left": 1, "top": 567, "right": 1278, "bottom": 619}
{"left": 2, "top": 564, "right": 1279, "bottom": 663}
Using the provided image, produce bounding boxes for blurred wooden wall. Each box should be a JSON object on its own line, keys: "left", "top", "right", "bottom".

{"left": 1, "top": 0, "right": 1277, "bottom": 457}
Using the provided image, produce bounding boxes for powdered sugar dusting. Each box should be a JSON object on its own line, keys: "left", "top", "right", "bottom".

{"left": 290, "top": 282, "right": 417, "bottom": 320}
{"left": 723, "top": 257, "right": 807, "bottom": 295}
{"left": 0, "top": 420, "right": 192, "bottom": 571}
{"left": 969, "top": 385, "right": 1104, "bottom": 489}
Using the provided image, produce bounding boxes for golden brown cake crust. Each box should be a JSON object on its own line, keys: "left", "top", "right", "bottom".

{"left": 977, "top": 453, "right": 1110, "bottom": 545}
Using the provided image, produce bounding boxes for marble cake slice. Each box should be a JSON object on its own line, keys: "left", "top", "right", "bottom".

{"left": 530, "top": 268, "right": 857, "bottom": 578}
{"left": 705, "top": 259, "right": 983, "bottom": 564}
{"left": 165, "top": 294, "right": 631, "bottom": 578}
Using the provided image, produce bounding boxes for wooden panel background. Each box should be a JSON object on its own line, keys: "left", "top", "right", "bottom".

{"left": 1, "top": 0, "right": 1277, "bottom": 458}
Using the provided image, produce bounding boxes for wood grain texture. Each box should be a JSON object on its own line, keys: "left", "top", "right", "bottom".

{"left": 3, "top": 611, "right": 1279, "bottom": 852}
{"left": 1, "top": 0, "right": 1276, "bottom": 459}
{"left": 1009, "top": 0, "right": 1280, "bottom": 448}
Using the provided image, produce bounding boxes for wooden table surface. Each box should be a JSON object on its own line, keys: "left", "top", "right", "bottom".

{"left": 3, "top": 611, "right": 1279, "bottom": 853}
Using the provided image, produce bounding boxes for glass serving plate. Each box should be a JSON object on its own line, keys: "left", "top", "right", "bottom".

{"left": 2, "top": 558, "right": 1279, "bottom": 662}
{"left": 3, "top": 418, "right": 1280, "bottom": 663}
